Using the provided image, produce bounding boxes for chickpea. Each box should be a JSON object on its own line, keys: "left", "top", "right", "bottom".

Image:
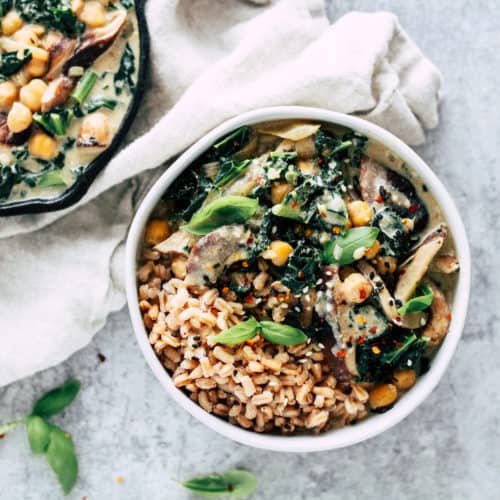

{"left": 369, "top": 384, "right": 398, "bottom": 410}
{"left": 0, "top": 81, "right": 18, "bottom": 112}
{"left": 393, "top": 370, "right": 416, "bottom": 390}
{"left": 79, "top": 1, "right": 107, "bottom": 28}
{"left": 364, "top": 240, "right": 381, "bottom": 260}
{"left": 376, "top": 256, "right": 398, "bottom": 275}
{"left": 79, "top": 112, "right": 110, "bottom": 146}
{"left": 347, "top": 200, "right": 372, "bottom": 227}
{"left": 25, "top": 58, "right": 48, "bottom": 78}
{"left": 7, "top": 102, "right": 32, "bottom": 133}
{"left": 262, "top": 241, "right": 293, "bottom": 267}
{"left": 2, "top": 11, "right": 24, "bottom": 36}
{"left": 20, "top": 79, "right": 48, "bottom": 112}
{"left": 71, "top": 0, "right": 85, "bottom": 15}
{"left": 340, "top": 273, "right": 373, "bottom": 304}
{"left": 13, "top": 27, "right": 40, "bottom": 46}
{"left": 145, "top": 219, "right": 170, "bottom": 245}
{"left": 28, "top": 132, "right": 58, "bottom": 160}
{"left": 271, "top": 182, "right": 293, "bottom": 204}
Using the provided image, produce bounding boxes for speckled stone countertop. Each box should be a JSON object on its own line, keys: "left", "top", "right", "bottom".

{"left": 0, "top": 1, "right": 498, "bottom": 499}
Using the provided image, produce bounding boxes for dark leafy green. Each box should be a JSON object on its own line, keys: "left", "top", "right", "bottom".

{"left": 114, "top": 42, "right": 136, "bottom": 95}
{"left": 120, "top": 0, "right": 134, "bottom": 8}
{"left": 182, "top": 470, "right": 257, "bottom": 498}
{"left": 259, "top": 321, "right": 307, "bottom": 346}
{"left": 45, "top": 424, "right": 78, "bottom": 495}
{"left": 71, "top": 71, "right": 98, "bottom": 104}
{"left": 16, "top": 0, "right": 84, "bottom": 37}
{"left": 37, "top": 170, "right": 66, "bottom": 188}
{"left": 356, "top": 333, "right": 430, "bottom": 383}
{"left": 322, "top": 227, "right": 379, "bottom": 265}
{"left": 0, "top": 50, "right": 32, "bottom": 81}
{"left": 32, "top": 380, "right": 81, "bottom": 418}
{"left": 182, "top": 196, "right": 258, "bottom": 235}
{"left": 34, "top": 109, "right": 73, "bottom": 136}
{"left": 280, "top": 241, "right": 321, "bottom": 293}
{"left": 0, "top": 0, "right": 12, "bottom": 18}
{"left": 212, "top": 317, "right": 259, "bottom": 345}
{"left": 86, "top": 97, "right": 118, "bottom": 113}
{"left": 167, "top": 169, "right": 212, "bottom": 220}
{"left": 26, "top": 415, "right": 51, "bottom": 455}
{"left": 209, "top": 126, "right": 251, "bottom": 161}
{"left": 213, "top": 159, "right": 250, "bottom": 188}
{"left": 398, "top": 284, "right": 434, "bottom": 315}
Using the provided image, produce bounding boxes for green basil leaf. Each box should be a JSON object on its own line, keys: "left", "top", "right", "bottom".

{"left": 212, "top": 317, "right": 259, "bottom": 345}
{"left": 182, "top": 470, "right": 257, "bottom": 498}
{"left": 222, "top": 470, "right": 258, "bottom": 498}
{"left": 214, "top": 159, "right": 251, "bottom": 188}
{"left": 398, "top": 284, "right": 434, "bottom": 315}
{"left": 182, "top": 196, "right": 258, "bottom": 235}
{"left": 322, "top": 227, "right": 380, "bottom": 265}
{"left": 45, "top": 424, "right": 78, "bottom": 495}
{"left": 0, "top": 418, "right": 23, "bottom": 436}
{"left": 32, "top": 380, "right": 81, "bottom": 418}
{"left": 259, "top": 321, "right": 307, "bottom": 346}
{"left": 26, "top": 415, "right": 51, "bottom": 455}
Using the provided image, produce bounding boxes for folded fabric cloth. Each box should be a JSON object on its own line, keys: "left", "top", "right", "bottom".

{"left": 0, "top": 0, "right": 442, "bottom": 387}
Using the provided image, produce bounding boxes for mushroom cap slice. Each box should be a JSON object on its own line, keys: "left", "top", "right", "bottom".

{"left": 46, "top": 38, "right": 78, "bottom": 81}
{"left": 395, "top": 225, "right": 447, "bottom": 303}
{"left": 422, "top": 280, "right": 451, "bottom": 346}
{"left": 431, "top": 254, "right": 460, "bottom": 274}
{"left": 40, "top": 76, "right": 76, "bottom": 113}
{"left": 357, "top": 260, "right": 427, "bottom": 329}
{"left": 63, "top": 11, "right": 127, "bottom": 72}
{"left": 184, "top": 225, "right": 249, "bottom": 287}
{"left": 154, "top": 229, "right": 196, "bottom": 258}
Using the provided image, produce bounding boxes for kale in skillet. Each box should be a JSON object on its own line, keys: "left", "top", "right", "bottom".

{"left": 0, "top": 50, "right": 32, "bottom": 81}
{"left": 114, "top": 43, "right": 136, "bottom": 95}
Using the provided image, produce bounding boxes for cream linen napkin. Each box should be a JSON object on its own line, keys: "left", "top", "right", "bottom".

{"left": 0, "top": 0, "right": 442, "bottom": 386}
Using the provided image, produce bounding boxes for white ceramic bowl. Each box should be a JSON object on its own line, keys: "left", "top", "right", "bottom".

{"left": 125, "top": 107, "right": 471, "bottom": 452}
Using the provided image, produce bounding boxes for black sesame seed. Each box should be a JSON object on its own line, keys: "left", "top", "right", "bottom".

{"left": 389, "top": 299, "right": 394, "bottom": 306}
{"left": 422, "top": 184, "right": 428, "bottom": 192}
{"left": 395, "top": 299, "right": 403, "bottom": 307}
{"left": 384, "top": 261, "right": 390, "bottom": 269}
{"left": 369, "top": 272, "right": 375, "bottom": 279}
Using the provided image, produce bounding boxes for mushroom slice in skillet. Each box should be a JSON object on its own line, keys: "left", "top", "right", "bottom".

{"left": 184, "top": 225, "right": 249, "bottom": 287}
{"left": 40, "top": 75, "right": 76, "bottom": 112}
{"left": 46, "top": 38, "right": 78, "bottom": 81}
{"left": 395, "top": 224, "right": 447, "bottom": 303}
{"left": 357, "top": 261, "right": 427, "bottom": 329}
{"left": 359, "top": 156, "right": 428, "bottom": 231}
{"left": 154, "top": 230, "right": 197, "bottom": 259}
{"left": 64, "top": 11, "right": 128, "bottom": 72}
{"left": 422, "top": 280, "right": 451, "bottom": 346}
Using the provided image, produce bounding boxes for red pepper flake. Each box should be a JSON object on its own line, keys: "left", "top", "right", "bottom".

{"left": 221, "top": 286, "right": 230, "bottom": 294}
{"left": 359, "top": 289, "right": 367, "bottom": 300}
{"left": 242, "top": 261, "right": 249, "bottom": 268}
{"left": 357, "top": 336, "right": 366, "bottom": 344}
{"left": 247, "top": 236, "right": 254, "bottom": 244}
{"left": 97, "top": 353, "right": 106, "bottom": 363}
{"left": 336, "top": 350, "right": 346, "bottom": 358}
{"left": 409, "top": 204, "right": 419, "bottom": 213}
{"left": 395, "top": 315, "right": 402, "bottom": 322}
{"left": 211, "top": 307, "right": 218, "bottom": 315}
{"left": 369, "top": 326, "right": 377, "bottom": 334}
{"left": 245, "top": 295, "right": 255, "bottom": 303}
{"left": 375, "top": 195, "right": 383, "bottom": 203}
{"left": 298, "top": 271, "right": 305, "bottom": 280}
{"left": 317, "top": 158, "right": 324, "bottom": 164}
{"left": 291, "top": 201, "right": 298, "bottom": 209}
{"left": 446, "top": 312, "right": 452, "bottom": 321}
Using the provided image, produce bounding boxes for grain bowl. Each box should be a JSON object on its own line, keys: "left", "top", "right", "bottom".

{"left": 126, "top": 107, "right": 470, "bottom": 452}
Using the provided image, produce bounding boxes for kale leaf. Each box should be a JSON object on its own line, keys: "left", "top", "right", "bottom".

{"left": 120, "top": 0, "right": 134, "bottom": 8}
{"left": 0, "top": 0, "right": 12, "bottom": 18}
{"left": 356, "top": 332, "right": 429, "bottom": 383}
{"left": 114, "top": 43, "right": 136, "bottom": 95}
{"left": 0, "top": 50, "right": 32, "bottom": 80}
{"left": 16, "top": 0, "right": 84, "bottom": 37}
{"left": 207, "top": 126, "right": 250, "bottom": 161}
{"left": 213, "top": 159, "right": 250, "bottom": 188}
{"left": 280, "top": 240, "right": 321, "bottom": 293}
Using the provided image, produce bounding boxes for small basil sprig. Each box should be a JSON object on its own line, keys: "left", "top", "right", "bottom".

{"left": 0, "top": 380, "right": 80, "bottom": 495}
{"left": 182, "top": 469, "right": 257, "bottom": 498}
{"left": 182, "top": 195, "right": 258, "bottom": 235}
{"left": 398, "top": 284, "right": 434, "bottom": 315}
{"left": 212, "top": 318, "right": 307, "bottom": 346}
{"left": 322, "top": 227, "right": 379, "bottom": 265}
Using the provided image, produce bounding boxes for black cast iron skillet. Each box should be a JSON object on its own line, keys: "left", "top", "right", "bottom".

{"left": 0, "top": 0, "right": 149, "bottom": 217}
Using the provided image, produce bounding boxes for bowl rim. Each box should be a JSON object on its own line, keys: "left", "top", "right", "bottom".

{"left": 125, "top": 106, "right": 471, "bottom": 453}
{"left": 0, "top": 1, "right": 150, "bottom": 217}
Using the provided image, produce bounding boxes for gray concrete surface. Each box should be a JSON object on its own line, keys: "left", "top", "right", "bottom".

{"left": 1, "top": 1, "right": 498, "bottom": 498}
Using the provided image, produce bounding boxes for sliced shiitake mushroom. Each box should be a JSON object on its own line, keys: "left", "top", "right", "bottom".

{"left": 46, "top": 38, "right": 78, "bottom": 81}
{"left": 154, "top": 229, "right": 196, "bottom": 258}
{"left": 422, "top": 280, "right": 451, "bottom": 346}
{"left": 40, "top": 75, "right": 76, "bottom": 112}
{"left": 395, "top": 225, "right": 447, "bottom": 303}
{"left": 431, "top": 254, "right": 460, "bottom": 274}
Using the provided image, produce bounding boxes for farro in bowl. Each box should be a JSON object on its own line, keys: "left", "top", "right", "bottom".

{"left": 126, "top": 107, "right": 470, "bottom": 452}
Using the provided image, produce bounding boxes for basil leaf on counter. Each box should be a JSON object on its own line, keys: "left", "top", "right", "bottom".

{"left": 213, "top": 159, "right": 251, "bottom": 188}
{"left": 26, "top": 415, "right": 51, "bottom": 455}
{"left": 45, "top": 424, "right": 78, "bottom": 495}
{"left": 259, "top": 321, "right": 307, "bottom": 346}
{"left": 182, "top": 470, "right": 257, "bottom": 498}
{"left": 212, "top": 317, "right": 259, "bottom": 345}
{"left": 322, "top": 227, "right": 379, "bottom": 265}
{"left": 182, "top": 195, "right": 258, "bottom": 235}
{"left": 398, "top": 284, "right": 434, "bottom": 315}
{"left": 32, "top": 380, "right": 81, "bottom": 418}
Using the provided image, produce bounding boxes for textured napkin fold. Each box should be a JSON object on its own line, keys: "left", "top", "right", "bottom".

{"left": 0, "top": 0, "right": 442, "bottom": 387}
